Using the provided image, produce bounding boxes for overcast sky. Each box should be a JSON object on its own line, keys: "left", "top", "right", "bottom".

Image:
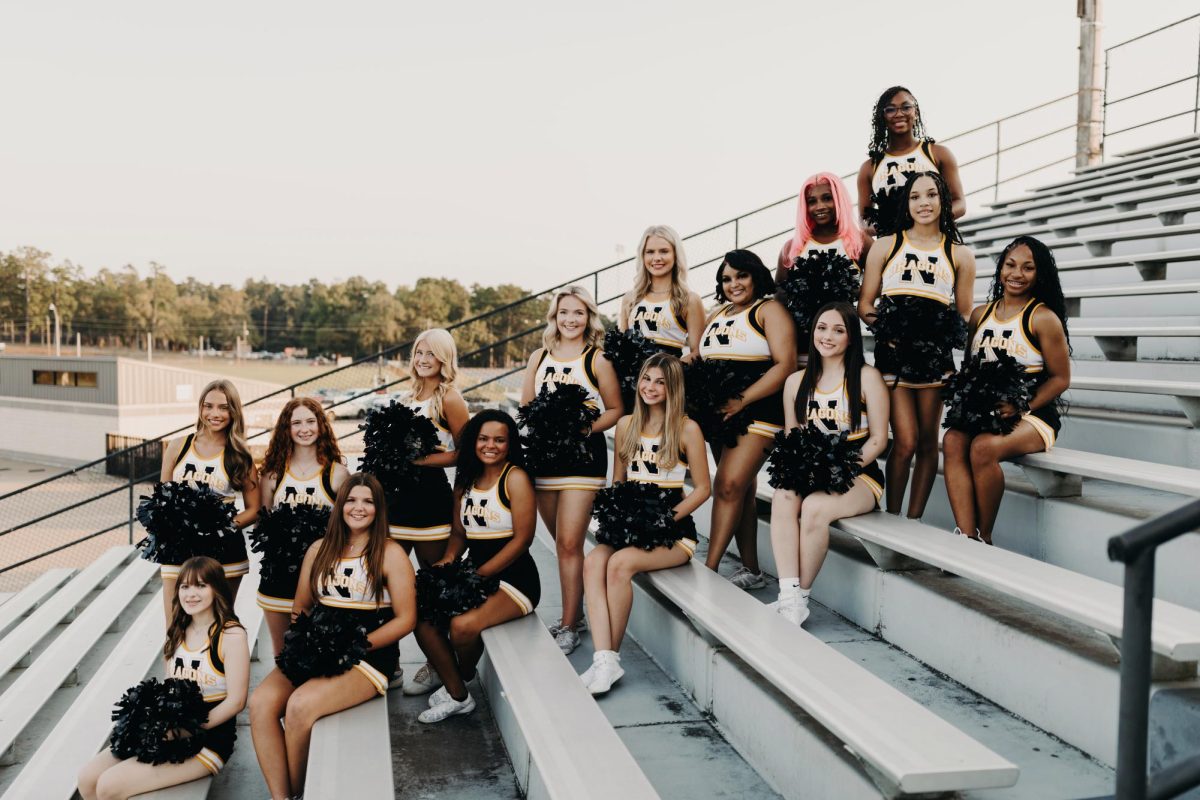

{"left": 2, "top": 1, "right": 1197, "bottom": 292}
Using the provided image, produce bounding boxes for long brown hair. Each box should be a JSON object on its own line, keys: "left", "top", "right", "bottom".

{"left": 617, "top": 352, "right": 686, "bottom": 472}
{"left": 164, "top": 556, "right": 242, "bottom": 659}
{"left": 260, "top": 397, "right": 343, "bottom": 482}
{"left": 308, "top": 473, "right": 390, "bottom": 604}
{"left": 195, "top": 379, "right": 256, "bottom": 491}
{"left": 796, "top": 302, "right": 866, "bottom": 433}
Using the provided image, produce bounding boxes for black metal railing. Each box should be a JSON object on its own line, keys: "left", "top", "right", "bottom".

{"left": 1107, "top": 498, "right": 1200, "bottom": 800}
{"left": 1103, "top": 13, "right": 1200, "bottom": 147}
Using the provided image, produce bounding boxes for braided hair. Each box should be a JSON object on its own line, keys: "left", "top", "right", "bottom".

{"left": 893, "top": 171, "right": 963, "bottom": 244}
{"left": 987, "top": 236, "right": 1072, "bottom": 354}
{"left": 867, "top": 86, "right": 933, "bottom": 164}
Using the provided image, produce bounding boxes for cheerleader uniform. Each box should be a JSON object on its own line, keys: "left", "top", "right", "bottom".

{"left": 461, "top": 463, "right": 541, "bottom": 614}
{"left": 625, "top": 432, "right": 698, "bottom": 556}
{"left": 875, "top": 232, "right": 959, "bottom": 389}
{"left": 388, "top": 395, "right": 455, "bottom": 542}
{"left": 698, "top": 300, "right": 784, "bottom": 440}
{"left": 164, "top": 434, "right": 249, "bottom": 580}
{"left": 968, "top": 298, "right": 1061, "bottom": 450}
{"left": 312, "top": 555, "right": 398, "bottom": 695}
{"left": 256, "top": 462, "right": 336, "bottom": 613}
{"left": 799, "top": 377, "right": 886, "bottom": 504}
{"left": 628, "top": 294, "right": 688, "bottom": 356}
{"left": 531, "top": 348, "right": 609, "bottom": 491}
{"left": 783, "top": 237, "right": 859, "bottom": 274}
{"left": 869, "top": 140, "right": 940, "bottom": 234}
{"left": 166, "top": 623, "right": 239, "bottom": 775}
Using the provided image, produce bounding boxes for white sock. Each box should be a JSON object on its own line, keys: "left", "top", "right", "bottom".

{"left": 797, "top": 588, "right": 811, "bottom": 606}
{"left": 779, "top": 578, "right": 801, "bottom": 601}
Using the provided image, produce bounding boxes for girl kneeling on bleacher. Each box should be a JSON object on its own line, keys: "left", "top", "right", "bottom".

{"left": 413, "top": 410, "right": 542, "bottom": 723}
{"left": 580, "top": 353, "right": 711, "bottom": 694}
{"left": 78, "top": 556, "right": 249, "bottom": 800}
{"left": 768, "top": 303, "right": 889, "bottom": 626}
{"left": 942, "top": 236, "right": 1071, "bottom": 545}
{"left": 248, "top": 473, "right": 415, "bottom": 800}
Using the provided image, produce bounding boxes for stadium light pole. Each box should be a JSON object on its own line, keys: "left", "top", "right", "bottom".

{"left": 1076, "top": 0, "right": 1105, "bottom": 167}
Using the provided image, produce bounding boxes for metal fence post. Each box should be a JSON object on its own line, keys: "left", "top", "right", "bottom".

{"left": 127, "top": 447, "right": 136, "bottom": 544}
{"left": 734, "top": 218, "right": 740, "bottom": 249}
{"left": 1193, "top": 23, "right": 1200, "bottom": 132}
{"left": 1114, "top": 546, "right": 1156, "bottom": 800}
{"left": 994, "top": 121, "right": 1002, "bottom": 202}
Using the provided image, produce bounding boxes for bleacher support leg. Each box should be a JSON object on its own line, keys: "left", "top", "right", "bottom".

{"left": 1132, "top": 262, "right": 1167, "bottom": 281}
{"left": 1174, "top": 397, "right": 1200, "bottom": 427}
{"left": 1020, "top": 466, "right": 1083, "bottom": 498}
{"left": 856, "top": 539, "right": 927, "bottom": 572}
{"left": 1095, "top": 336, "right": 1138, "bottom": 361}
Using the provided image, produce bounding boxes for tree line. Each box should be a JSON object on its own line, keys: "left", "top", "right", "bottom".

{"left": 0, "top": 247, "right": 548, "bottom": 365}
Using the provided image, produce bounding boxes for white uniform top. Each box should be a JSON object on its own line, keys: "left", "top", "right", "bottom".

{"left": 272, "top": 462, "right": 335, "bottom": 508}
{"left": 795, "top": 236, "right": 850, "bottom": 263}
{"left": 168, "top": 628, "right": 229, "bottom": 703}
{"left": 172, "top": 436, "right": 236, "bottom": 500}
{"left": 803, "top": 378, "right": 870, "bottom": 443}
{"left": 461, "top": 464, "right": 515, "bottom": 540}
{"left": 628, "top": 296, "right": 688, "bottom": 349}
{"left": 626, "top": 432, "right": 688, "bottom": 489}
{"left": 534, "top": 347, "right": 605, "bottom": 411}
{"left": 970, "top": 298, "right": 1045, "bottom": 374}
{"left": 870, "top": 140, "right": 940, "bottom": 198}
{"left": 699, "top": 300, "right": 772, "bottom": 362}
{"left": 880, "top": 233, "right": 957, "bottom": 306}
{"left": 316, "top": 555, "right": 390, "bottom": 611}
{"left": 405, "top": 396, "right": 456, "bottom": 452}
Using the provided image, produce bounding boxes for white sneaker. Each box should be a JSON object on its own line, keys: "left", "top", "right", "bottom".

{"left": 729, "top": 566, "right": 766, "bottom": 590}
{"left": 774, "top": 596, "right": 810, "bottom": 627}
{"left": 548, "top": 617, "right": 588, "bottom": 637}
{"left": 387, "top": 667, "right": 405, "bottom": 690}
{"left": 588, "top": 651, "right": 624, "bottom": 695}
{"left": 428, "top": 685, "right": 450, "bottom": 708}
{"left": 403, "top": 662, "right": 443, "bottom": 696}
{"left": 417, "top": 692, "right": 476, "bottom": 724}
{"left": 555, "top": 628, "right": 581, "bottom": 655}
{"left": 579, "top": 650, "right": 605, "bottom": 689}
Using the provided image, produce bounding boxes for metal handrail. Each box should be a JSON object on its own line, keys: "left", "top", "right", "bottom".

{"left": 1107, "top": 497, "right": 1200, "bottom": 800}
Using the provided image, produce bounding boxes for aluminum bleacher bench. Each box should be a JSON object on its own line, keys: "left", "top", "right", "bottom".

{"left": 1070, "top": 376, "right": 1200, "bottom": 426}
{"left": 0, "top": 567, "right": 75, "bottom": 640}
{"left": 1067, "top": 324, "right": 1200, "bottom": 361}
{"left": 1015, "top": 447, "right": 1200, "bottom": 499}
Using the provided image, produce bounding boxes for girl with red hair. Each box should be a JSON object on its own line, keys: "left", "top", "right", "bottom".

{"left": 775, "top": 172, "right": 872, "bottom": 283}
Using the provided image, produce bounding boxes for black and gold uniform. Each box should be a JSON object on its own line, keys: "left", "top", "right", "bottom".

{"left": 629, "top": 294, "right": 688, "bottom": 355}
{"left": 256, "top": 462, "right": 336, "bottom": 613}
{"left": 968, "top": 298, "right": 1060, "bottom": 450}
{"left": 698, "top": 299, "right": 784, "bottom": 439}
{"left": 313, "top": 555, "right": 398, "bottom": 696}
{"left": 388, "top": 395, "right": 455, "bottom": 543}
{"left": 167, "top": 622, "right": 241, "bottom": 775}
{"left": 461, "top": 463, "right": 540, "bottom": 614}
{"left": 797, "top": 375, "right": 885, "bottom": 503}
{"left": 166, "top": 434, "right": 249, "bottom": 580}
{"left": 531, "top": 348, "right": 609, "bottom": 492}
{"left": 869, "top": 140, "right": 940, "bottom": 233}
{"left": 625, "top": 432, "right": 698, "bottom": 556}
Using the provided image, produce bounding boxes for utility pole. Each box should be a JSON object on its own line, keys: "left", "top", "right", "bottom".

{"left": 1076, "top": 0, "right": 1105, "bottom": 167}
{"left": 24, "top": 268, "right": 31, "bottom": 346}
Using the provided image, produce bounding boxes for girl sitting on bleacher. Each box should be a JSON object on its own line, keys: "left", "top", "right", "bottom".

{"left": 78, "top": 556, "right": 249, "bottom": 800}
{"left": 942, "top": 236, "right": 1071, "bottom": 544}
{"left": 768, "top": 304, "right": 889, "bottom": 626}
{"left": 248, "top": 473, "right": 415, "bottom": 800}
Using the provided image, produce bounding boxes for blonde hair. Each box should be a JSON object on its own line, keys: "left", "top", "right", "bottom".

{"left": 624, "top": 225, "right": 691, "bottom": 323}
{"left": 617, "top": 352, "right": 686, "bottom": 472}
{"left": 406, "top": 328, "right": 459, "bottom": 424}
{"left": 195, "top": 379, "right": 255, "bottom": 490}
{"left": 542, "top": 286, "right": 605, "bottom": 353}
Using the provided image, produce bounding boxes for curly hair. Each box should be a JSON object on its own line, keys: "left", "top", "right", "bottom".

{"left": 893, "top": 171, "right": 963, "bottom": 244}
{"left": 261, "top": 397, "right": 343, "bottom": 483}
{"left": 867, "top": 86, "right": 933, "bottom": 164}
{"left": 987, "top": 236, "right": 1072, "bottom": 353}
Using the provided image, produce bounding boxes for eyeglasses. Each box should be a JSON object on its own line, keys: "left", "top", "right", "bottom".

{"left": 883, "top": 103, "right": 915, "bottom": 116}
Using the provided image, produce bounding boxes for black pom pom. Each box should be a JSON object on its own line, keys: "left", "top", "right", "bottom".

{"left": 249, "top": 504, "right": 330, "bottom": 586}
{"left": 415, "top": 561, "right": 500, "bottom": 631}
{"left": 869, "top": 296, "right": 967, "bottom": 386}
{"left": 863, "top": 187, "right": 904, "bottom": 237}
{"left": 592, "top": 481, "right": 686, "bottom": 551}
{"left": 109, "top": 677, "right": 210, "bottom": 764}
{"left": 778, "top": 251, "right": 862, "bottom": 342}
{"left": 276, "top": 605, "right": 374, "bottom": 685}
{"left": 517, "top": 383, "right": 601, "bottom": 476}
{"left": 135, "top": 482, "right": 240, "bottom": 566}
{"left": 683, "top": 359, "right": 757, "bottom": 447}
{"left": 942, "top": 351, "right": 1033, "bottom": 436}
{"left": 602, "top": 327, "right": 663, "bottom": 411}
{"left": 359, "top": 400, "right": 440, "bottom": 495}
{"left": 766, "top": 426, "right": 863, "bottom": 496}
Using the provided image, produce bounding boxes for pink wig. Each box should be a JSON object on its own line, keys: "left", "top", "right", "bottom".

{"left": 788, "top": 172, "right": 865, "bottom": 262}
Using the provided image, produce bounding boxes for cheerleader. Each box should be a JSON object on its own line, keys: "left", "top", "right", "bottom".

{"left": 943, "top": 237, "right": 1071, "bottom": 544}
{"left": 248, "top": 474, "right": 415, "bottom": 800}
{"left": 618, "top": 225, "right": 705, "bottom": 360}
{"left": 519, "top": 286, "right": 623, "bottom": 654}
{"left": 581, "top": 353, "right": 710, "bottom": 694}
{"left": 774, "top": 171, "right": 873, "bottom": 282}
{"left": 158, "top": 380, "right": 261, "bottom": 618}
{"left": 859, "top": 171, "right": 976, "bottom": 519}
{"left": 768, "top": 304, "right": 889, "bottom": 626}
{"left": 256, "top": 397, "right": 349, "bottom": 656}
{"left": 78, "top": 557, "right": 249, "bottom": 800}
{"left": 699, "top": 251, "right": 797, "bottom": 588}
{"left": 414, "top": 410, "right": 542, "bottom": 722}
{"left": 855, "top": 86, "right": 966, "bottom": 237}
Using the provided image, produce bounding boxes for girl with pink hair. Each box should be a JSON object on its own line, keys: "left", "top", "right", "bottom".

{"left": 775, "top": 172, "right": 873, "bottom": 283}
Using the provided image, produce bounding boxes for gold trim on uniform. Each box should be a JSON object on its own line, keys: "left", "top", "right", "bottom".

{"left": 1022, "top": 413, "right": 1057, "bottom": 451}
{"left": 675, "top": 538, "right": 698, "bottom": 557}
{"left": 353, "top": 661, "right": 390, "bottom": 696}
{"left": 196, "top": 747, "right": 224, "bottom": 775}
{"left": 388, "top": 522, "right": 452, "bottom": 542}
{"left": 498, "top": 581, "right": 534, "bottom": 616}
{"left": 532, "top": 476, "right": 607, "bottom": 491}
{"left": 256, "top": 591, "right": 294, "bottom": 614}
